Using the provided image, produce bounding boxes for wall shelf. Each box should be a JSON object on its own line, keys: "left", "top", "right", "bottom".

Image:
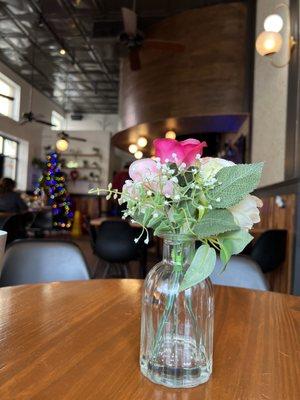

{"left": 62, "top": 167, "right": 101, "bottom": 170}
{"left": 62, "top": 153, "right": 102, "bottom": 157}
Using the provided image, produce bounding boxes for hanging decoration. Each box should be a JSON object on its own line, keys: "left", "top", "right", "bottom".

{"left": 38, "top": 152, "right": 73, "bottom": 229}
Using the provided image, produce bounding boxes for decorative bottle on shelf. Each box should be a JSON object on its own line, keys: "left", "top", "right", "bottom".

{"left": 140, "top": 234, "right": 214, "bottom": 388}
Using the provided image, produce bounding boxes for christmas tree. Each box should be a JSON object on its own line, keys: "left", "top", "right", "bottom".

{"left": 39, "top": 152, "right": 73, "bottom": 229}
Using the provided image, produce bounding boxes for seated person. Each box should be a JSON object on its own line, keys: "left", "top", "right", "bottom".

{"left": 0, "top": 178, "right": 28, "bottom": 213}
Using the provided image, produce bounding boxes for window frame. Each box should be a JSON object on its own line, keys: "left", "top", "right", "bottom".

{"left": 0, "top": 134, "right": 19, "bottom": 181}
{"left": 0, "top": 72, "right": 21, "bottom": 121}
{"left": 51, "top": 110, "right": 65, "bottom": 131}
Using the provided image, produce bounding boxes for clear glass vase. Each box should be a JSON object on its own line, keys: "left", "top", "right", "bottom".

{"left": 140, "top": 235, "right": 214, "bottom": 388}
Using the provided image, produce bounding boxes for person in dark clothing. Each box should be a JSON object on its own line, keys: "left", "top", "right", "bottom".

{"left": 0, "top": 178, "right": 28, "bottom": 213}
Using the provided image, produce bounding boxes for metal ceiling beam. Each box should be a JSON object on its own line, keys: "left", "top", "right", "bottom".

{"left": 57, "top": 0, "right": 117, "bottom": 91}
{"left": 0, "top": 4, "right": 69, "bottom": 75}
{"left": 26, "top": 0, "right": 111, "bottom": 108}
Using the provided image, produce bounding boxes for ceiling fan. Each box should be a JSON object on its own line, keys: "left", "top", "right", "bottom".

{"left": 20, "top": 110, "right": 56, "bottom": 127}
{"left": 57, "top": 132, "right": 87, "bottom": 143}
{"left": 119, "top": 7, "right": 186, "bottom": 71}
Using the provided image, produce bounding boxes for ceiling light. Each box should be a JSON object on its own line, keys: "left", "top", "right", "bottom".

{"left": 59, "top": 48, "right": 66, "bottom": 55}
{"left": 165, "top": 130, "right": 176, "bottom": 139}
{"left": 256, "top": 31, "right": 283, "bottom": 56}
{"left": 128, "top": 144, "right": 138, "bottom": 153}
{"left": 264, "top": 14, "right": 283, "bottom": 33}
{"left": 134, "top": 150, "right": 143, "bottom": 159}
{"left": 137, "top": 137, "right": 148, "bottom": 147}
{"left": 56, "top": 138, "right": 69, "bottom": 152}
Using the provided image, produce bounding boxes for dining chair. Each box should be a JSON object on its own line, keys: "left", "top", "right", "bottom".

{"left": 0, "top": 239, "right": 90, "bottom": 287}
{"left": 210, "top": 256, "right": 269, "bottom": 291}
{"left": 29, "top": 210, "right": 53, "bottom": 237}
{"left": 250, "top": 229, "right": 287, "bottom": 273}
{"left": 2, "top": 214, "right": 27, "bottom": 245}
{"left": 94, "top": 220, "right": 148, "bottom": 278}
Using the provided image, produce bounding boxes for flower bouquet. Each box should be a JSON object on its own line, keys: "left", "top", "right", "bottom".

{"left": 90, "top": 138, "right": 263, "bottom": 388}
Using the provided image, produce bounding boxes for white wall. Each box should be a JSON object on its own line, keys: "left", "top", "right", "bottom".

{"left": 0, "top": 60, "right": 64, "bottom": 190}
{"left": 252, "top": 0, "right": 289, "bottom": 187}
{"left": 42, "top": 114, "right": 119, "bottom": 194}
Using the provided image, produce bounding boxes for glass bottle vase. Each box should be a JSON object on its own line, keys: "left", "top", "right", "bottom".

{"left": 140, "top": 235, "right": 214, "bottom": 388}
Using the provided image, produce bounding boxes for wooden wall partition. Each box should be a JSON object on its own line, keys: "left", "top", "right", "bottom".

{"left": 119, "top": 3, "right": 249, "bottom": 130}
{"left": 253, "top": 194, "right": 296, "bottom": 293}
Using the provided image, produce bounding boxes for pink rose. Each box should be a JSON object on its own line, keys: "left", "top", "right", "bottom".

{"left": 129, "top": 158, "right": 159, "bottom": 182}
{"left": 153, "top": 138, "right": 207, "bottom": 166}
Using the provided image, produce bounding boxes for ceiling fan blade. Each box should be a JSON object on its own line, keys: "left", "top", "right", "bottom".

{"left": 121, "top": 7, "right": 137, "bottom": 36}
{"left": 34, "top": 119, "right": 56, "bottom": 127}
{"left": 144, "top": 39, "right": 186, "bottom": 53}
{"left": 129, "top": 48, "right": 141, "bottom": 71}
{"left": 19, "top": 119, "right": 28, "bottom": 125}
{"left": 0, "top": 93, "right": 14, "bottom": 101}
{"left": 68, "top": 136, "right": 87, "bottom": 142}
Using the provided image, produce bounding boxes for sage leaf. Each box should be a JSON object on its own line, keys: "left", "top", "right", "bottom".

{"left": 194, "top": 209, "right": 238, "bottom": 238}
{"left": 219, "top": 229, "right": 253, "bottom": 255}
{"left": 179, "top": 244, "right": 216, "bottom": 291}
{"left": 207, "top": 163, "right": 263, "bottom": 208}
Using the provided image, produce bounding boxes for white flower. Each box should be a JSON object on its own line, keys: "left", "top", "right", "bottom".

{"left": 229, "top": 195, "right": 263, "bottom": 230}
{"left": 200, "top": 158, "right": 235, "bottom": 180}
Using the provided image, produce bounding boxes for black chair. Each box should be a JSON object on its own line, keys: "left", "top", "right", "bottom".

{"left": 0, "top": 239, "right": 90, "bottom": 287}
{"left": 29, "top": 210, "right": 53, "bottom": 237}
{"left": 2, "top": 214, "right": 27, "bottom": 245}
{"left": 250, "top": 229, "right": 287, "bottom": 273}
{"left": 94, "top": 220, "right": 148, "bottom": 278}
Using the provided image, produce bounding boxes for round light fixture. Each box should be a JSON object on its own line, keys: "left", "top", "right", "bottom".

{"left": 134, "top": 150, "right": 143, "bottom": 159}
{"left": 256, "top": 31, "right": 283, "bottom": 56}
{"left": 137, "top": 137, "right": 148, "bottom": 147}
{"left": 264, "top": 14, "right": 284, "bottom": 33}
{"left": 59, "top": 48, "right": 66, "bottom": 55}
{"left": 165, "top": 130, "right": 176, "bottom": 139}
{"left": 56, "top": 138, "right": 69, "bottom": 152}
{"left": 128, "top": 144, "right": 138, "bottom": 154}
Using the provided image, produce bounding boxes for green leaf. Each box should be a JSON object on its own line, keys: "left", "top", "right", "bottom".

{"left": 207, "top": 163, "right": 263, "bottom": 208}
{"left": 154, "top": 221, "right": 172, "bottom": 236}
{"left": 142, "top": 208, "right": 153, "bottom": 226}
{"left": 220, "top": 240, "right": 232, "bottom": 266}
{"left": 179, "top": 244, "right": 216, "bottom": 291}
{"left": 194, "top": 209, "right": 238, "bottom": 238}
{"left": 219, "top": 229, "right": 254, "bottom": 255}
{"left": 219, "top": 230, "right": 254, "bottom": 270}
{"left": 147, "top": 214, "right": 164, "bottom": 229}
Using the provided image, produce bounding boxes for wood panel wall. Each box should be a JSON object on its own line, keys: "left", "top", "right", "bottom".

{"left": 119, "top": 3, "right": 249, "bottom": 130}
{"left": 253, "top": 194, "right": 296, "bottom": 293}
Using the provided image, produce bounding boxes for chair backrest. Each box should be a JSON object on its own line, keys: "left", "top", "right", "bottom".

{"left": 95, "top": 220, "right": 139, "bottom": 263}
{"left": 0, "top": 239, "right": 90, "bottom": 287}
{"left": 210, "top": 255, "right": 269, "bottom": 291}
{"left": 2, "top": 214, "right": 26, "bottom": 245}
{"left": 31, "top": 210, "right": 53, "bottom": 230}
{"left": 250, "top": 229, "right": 287, "bottom": 273}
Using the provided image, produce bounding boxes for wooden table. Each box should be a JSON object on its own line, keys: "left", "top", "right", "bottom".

{"left": 0, "top": 280, "right": 299, "bottom": 399}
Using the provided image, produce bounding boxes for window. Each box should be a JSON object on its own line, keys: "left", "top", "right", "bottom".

{"left": 0, "top": 72, "right": 21, "bottom": 121}
{"left": 0, "top": 135, "right": 18, "bottom": 180}
{"left": 51, "top": 111, "right": 65, "bottom": 131}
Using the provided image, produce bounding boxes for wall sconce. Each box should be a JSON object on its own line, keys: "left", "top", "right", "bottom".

{"left": 256, "top": 3, "right": 296, "bottom": 67}
{"left": 165, "top": 130, "right": 176, "bottom": 139}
